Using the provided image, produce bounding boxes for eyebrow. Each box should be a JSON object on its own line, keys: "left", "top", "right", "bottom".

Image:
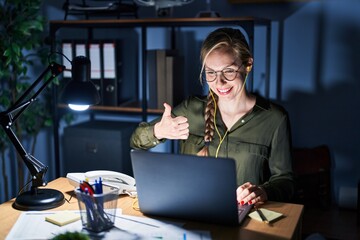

{"left": 204, "top": 63, "right": 237, "bottom": 71}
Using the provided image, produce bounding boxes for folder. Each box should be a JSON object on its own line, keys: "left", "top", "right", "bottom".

{"left": 75, "top": 42, "right": 86, "bottom": 57}
{"left": 89, "top": 42, "right": 102, "bottom": 104}
{"left": 101, "top": 42, "right": 118, "bottom": 106}
{"left": 89, "top": 42, "right": 101, "bottom": 80}
{"left": 61, "top": 41, "right": 73, "bottom": 79}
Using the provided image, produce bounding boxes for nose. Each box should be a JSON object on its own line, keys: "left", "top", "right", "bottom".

{"left": 217, "top": 72, "right": 227, "bottom": 83}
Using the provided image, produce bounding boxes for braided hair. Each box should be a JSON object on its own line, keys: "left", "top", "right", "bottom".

{"left": 197, "top": 28, "right": 253, "bottom": 157}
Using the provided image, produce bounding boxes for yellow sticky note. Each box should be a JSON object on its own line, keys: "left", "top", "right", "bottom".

{"left": 45, "top": 211, "right": 81, "bottom": 226}
{"left": 248, "top": 208, "right": 283, "bottom": 223}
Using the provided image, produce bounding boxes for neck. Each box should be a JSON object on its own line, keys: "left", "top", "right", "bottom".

{"left": 218, "top": 92, "right": 251, "bottom": 115}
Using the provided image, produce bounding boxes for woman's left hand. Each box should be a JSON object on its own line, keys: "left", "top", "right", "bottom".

{"left": 236, "top": 182, "right": 268, "bottom": 205}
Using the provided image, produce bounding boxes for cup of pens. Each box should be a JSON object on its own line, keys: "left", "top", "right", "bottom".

{"left": 75, "top": 180, "right": 119, "bottom": 232}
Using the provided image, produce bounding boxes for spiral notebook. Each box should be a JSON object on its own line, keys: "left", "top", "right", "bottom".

{"left": 130, "top": 150, "right": 252, "bottom": 226}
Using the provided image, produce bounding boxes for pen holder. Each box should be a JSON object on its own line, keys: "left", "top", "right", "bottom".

{"left": 75, "top": 186, "right": 119, "bottom": 232}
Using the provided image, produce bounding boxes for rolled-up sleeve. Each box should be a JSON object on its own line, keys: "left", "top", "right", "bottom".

{"left": 130, "top": 121, "right": 164, "bottom": 150}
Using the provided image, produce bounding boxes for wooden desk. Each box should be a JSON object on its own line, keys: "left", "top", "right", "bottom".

{"left": 0, "top": 178, "right": 303, "bottom": 240}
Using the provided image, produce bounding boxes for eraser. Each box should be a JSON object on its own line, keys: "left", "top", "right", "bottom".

{"left": 45, "top": 211, "right": 81, "bottom": 226}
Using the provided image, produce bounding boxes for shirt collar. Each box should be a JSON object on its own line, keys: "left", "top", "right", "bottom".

{"left": 254, "top": 94, "right": 271, "bottom": 111}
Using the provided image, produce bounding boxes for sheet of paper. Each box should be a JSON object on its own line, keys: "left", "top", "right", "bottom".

{"left": 6, "top": 211, "right": 83, "bottom": 240}
{"left": 113, "top": 214, "right": 211, "bottom": 240}
{"left": 248, "top": 208, "right": 283, "bottom": 223}
{"left": 6, "top": 210, "right": 211, "bottom": 240}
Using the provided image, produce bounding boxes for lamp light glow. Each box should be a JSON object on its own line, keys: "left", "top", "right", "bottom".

{"left": 68, "top": 104, "right": 90, "bottom": 111}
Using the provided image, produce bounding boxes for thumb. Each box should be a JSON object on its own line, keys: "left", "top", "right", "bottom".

{"left": 162, "top": 103, "right": 172, "bottom": 117}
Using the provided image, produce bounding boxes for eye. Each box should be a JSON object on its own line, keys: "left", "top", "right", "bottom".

{"left": 205, "top": 71, "right": 216, "bottom": 76}
{"left": 223, "top": 69, "right": 236, "bottom": 74}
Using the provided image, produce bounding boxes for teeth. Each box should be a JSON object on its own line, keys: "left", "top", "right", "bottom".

{"left": 218, "top": 88, "right": 230, "bottom": 93}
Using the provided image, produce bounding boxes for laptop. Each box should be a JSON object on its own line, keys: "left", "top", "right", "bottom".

{"left": 130, "top": 150, "right": 253, "bottom": 226}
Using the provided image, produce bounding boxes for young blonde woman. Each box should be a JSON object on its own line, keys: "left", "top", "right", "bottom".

{"left": 130, "top": 27, "right": 294, "bottom": 205}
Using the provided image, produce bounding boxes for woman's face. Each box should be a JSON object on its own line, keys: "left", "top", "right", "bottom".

{"left": 204, "top": 49, "right": 244, "bottom": 102}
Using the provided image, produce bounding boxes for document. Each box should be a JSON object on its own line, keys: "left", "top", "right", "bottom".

{"left": 6, "top": 210, "right": 211, "bottom": 240}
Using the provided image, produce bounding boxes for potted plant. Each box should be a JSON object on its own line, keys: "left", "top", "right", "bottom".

{"left": 0, "top": 0, "right": 53, "bottom": 202}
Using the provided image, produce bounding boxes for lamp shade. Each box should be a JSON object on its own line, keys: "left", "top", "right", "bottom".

{"left": 134, "top": 0, "right": 194, "bottom": 8}
{"left": 61, "top": 56, "right": 100, "bottom": 107}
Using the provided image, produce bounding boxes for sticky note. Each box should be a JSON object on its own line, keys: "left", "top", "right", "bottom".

{"left": 45, "top": 211, "right": 81, "bottom": 226}
{"left": 248, "top": 208, "right": 283, "bottom": 223}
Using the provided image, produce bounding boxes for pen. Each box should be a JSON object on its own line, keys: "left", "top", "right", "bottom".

{"left": 255, "top": 206, "right": 269, "bottom": 224}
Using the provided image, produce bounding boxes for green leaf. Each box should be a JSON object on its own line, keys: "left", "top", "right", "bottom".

{"left": 11, "top": 43, "right": 21, "bottom": 56}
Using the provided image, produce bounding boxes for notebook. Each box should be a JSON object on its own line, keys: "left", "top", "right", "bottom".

{"left": 130, "top": 150, "right": 253, "bottom": 226}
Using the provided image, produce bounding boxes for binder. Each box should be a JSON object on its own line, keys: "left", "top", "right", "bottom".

{"left": 89, "top": 42, "right": 101, "bottom": 80}
{"left": 101, "top": 42, "right": 118, "bottom": 106}
{"left": 61, "top": 41, "right": 73, "bottom": 79}
{"left": 75, "top": 42, "right": 87, "bottom": 57}
{"left": 89, "top": 42, "right": 102, "bottom": 104}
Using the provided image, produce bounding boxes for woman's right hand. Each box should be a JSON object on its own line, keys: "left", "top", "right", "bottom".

{"left": 154, "top": 103, "right": 189, "bottom": 140}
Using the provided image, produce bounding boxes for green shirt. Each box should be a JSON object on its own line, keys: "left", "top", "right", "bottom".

{"left": 130, "top": 95, "right": 294, "bottom": 202}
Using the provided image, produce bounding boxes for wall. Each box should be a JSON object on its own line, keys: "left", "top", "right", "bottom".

{"left": 1, "top": 0, "right": 358, "bottom": 206}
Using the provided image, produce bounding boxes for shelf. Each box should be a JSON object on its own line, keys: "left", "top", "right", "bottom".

{"left": 49, "top": 17, "right": 270, "bottom": 31}
{"left": 50, "top": 17, "right": 268, "bottom": 28}
{"left": 58, "top": 102, "right": 163, "bottom": 114}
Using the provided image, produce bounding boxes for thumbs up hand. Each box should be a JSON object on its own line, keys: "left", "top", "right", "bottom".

{"left": 154, "top": 103, "right": 189, "bottom": 140}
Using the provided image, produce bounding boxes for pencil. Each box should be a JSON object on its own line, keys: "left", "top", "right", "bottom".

{"left": 255, "top": 206, "right": 269, "bottom": 224}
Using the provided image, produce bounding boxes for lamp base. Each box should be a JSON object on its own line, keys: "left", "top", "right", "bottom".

{"left": 13, "top": 188, "right": 65, "bottom": 211}
{"left": 195, "top": 11, "right": 220, "bottom": 18}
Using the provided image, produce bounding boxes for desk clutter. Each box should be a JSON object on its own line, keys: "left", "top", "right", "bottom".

{"left": 6, "top": 178, "right": 211, "bottom": 239}
{"left": 6, "top": 210, "right": 211, "bottom": 239}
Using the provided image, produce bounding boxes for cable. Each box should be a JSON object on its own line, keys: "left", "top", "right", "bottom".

{"left": 209, "top": 72, "right": 249, "bottom": 158}
{"left": 132, "top": 196, "right": 140, "bottom": 211}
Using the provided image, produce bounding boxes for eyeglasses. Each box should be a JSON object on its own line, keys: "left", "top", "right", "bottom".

{"left": 204, "top": 67, "right": 241, "bottom": 82}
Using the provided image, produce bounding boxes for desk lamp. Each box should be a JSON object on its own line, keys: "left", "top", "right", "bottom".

{"left": 134, "top": 0, "right": 194, "bottom": 16}
{"left": 0, "top": 54, "right": 100, "bottom": 210}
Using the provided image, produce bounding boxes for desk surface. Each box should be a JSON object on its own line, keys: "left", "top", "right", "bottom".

{"left": 0, "top": 178, "right": 303, "bottom": 240}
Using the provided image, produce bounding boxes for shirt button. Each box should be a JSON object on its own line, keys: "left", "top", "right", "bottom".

{"left": 241, "top": 119, "right": 245, "bottom": 123}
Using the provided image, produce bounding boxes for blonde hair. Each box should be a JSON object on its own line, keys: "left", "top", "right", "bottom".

{"left": 197, "top": 28, "right": 253, "bottom": 157}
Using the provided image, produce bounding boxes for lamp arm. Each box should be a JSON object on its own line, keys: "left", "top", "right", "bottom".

{"left": 6, "top": 62, "right": 65, "bottom": 123}
{"left": 0, "top": 117, "right": 47, "bottom": 187}
{"left": 0, "top": 62, "right": 65, "bottom": 188}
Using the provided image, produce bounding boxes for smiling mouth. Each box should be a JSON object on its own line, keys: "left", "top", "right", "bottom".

{"left": 217, "top": 87, "right": 232, "bottom": 95}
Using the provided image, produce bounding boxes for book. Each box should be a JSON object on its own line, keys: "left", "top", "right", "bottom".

{"left": 147, "top": 49, "right": 164, "bottom": 109}
{"left": 147, "top": 49, "right": 179, "bottom": 109}
{"left": 165, "top": 55, "right": 184, "bottom": 107}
